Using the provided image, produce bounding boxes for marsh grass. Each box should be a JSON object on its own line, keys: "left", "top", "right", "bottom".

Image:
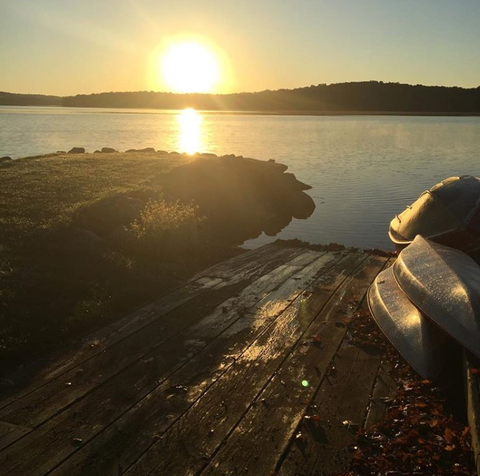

{"left": 132, "top": 198, "right": 205, "bottom": 262}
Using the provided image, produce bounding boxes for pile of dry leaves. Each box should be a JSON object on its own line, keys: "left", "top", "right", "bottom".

{"left": 346, "top": 310, "right": 476, "bottom": 476}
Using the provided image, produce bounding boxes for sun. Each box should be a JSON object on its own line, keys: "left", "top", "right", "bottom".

{"left": 160, "top": 42, "right": 221, "bottom": 93}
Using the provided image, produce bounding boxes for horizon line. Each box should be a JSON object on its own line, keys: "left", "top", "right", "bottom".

{"left": 2, "top": 79, "right": 480, "bottom": 99}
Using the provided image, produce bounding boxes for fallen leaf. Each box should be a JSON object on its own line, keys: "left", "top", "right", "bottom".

{"left": 444, "top": 428, "right": 454, "bottom": 444}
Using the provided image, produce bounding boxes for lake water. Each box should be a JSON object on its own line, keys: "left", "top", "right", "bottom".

{"left": 1, "top": 105, "right": 480, "bottom": 250}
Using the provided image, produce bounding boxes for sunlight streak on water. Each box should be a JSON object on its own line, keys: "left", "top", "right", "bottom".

{"left": 177, "top": 108, "right": 202, "bottom": 154}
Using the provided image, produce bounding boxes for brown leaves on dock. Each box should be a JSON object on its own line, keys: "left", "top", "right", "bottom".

{"left": 347, "top": 309, "right": 390, "bottom": 352}
{"left": 346, "top": 311, "right": 476, "bottom": 476}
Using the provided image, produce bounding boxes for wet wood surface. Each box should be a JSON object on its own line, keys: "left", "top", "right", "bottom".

{"left": 0, "top": 244, "right": 392, "bottom": 476}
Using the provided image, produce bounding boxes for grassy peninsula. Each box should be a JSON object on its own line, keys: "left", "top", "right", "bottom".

{"left": 0, "top": 150, "right": 314, "bottom": 370}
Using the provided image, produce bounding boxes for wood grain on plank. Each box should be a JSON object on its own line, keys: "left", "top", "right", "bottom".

{"left": 277, "top": 345, "right": 381, "bottom": 476}
{"left": 276, "top": 261, "right": 393, "bottom": 476}
{"left": 201, "top": 255, "right": 387, "bottom": 476}
{"left": 122, "top": 253, "right": 367, "bottom": 476}
{"left": 0, "top": 422, "right": 31, "bottom": 452}
{"left": 192, "top": 244, "right": 286, "bottom": 279}
{"left": 0, "top": 251, "right": 336, "bottom": 476}
{"left": 364, "top": 360, "right": 397, "bottom": 430}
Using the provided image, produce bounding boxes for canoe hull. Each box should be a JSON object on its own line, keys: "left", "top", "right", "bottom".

{"left": 389, "top": 176, "right": 480, "bottom": 254}
{"left": 393, "top": 235, "right": 480, "bottom": 359}
{"left": 368, "top": 266, "right": 447, "bottom": 380}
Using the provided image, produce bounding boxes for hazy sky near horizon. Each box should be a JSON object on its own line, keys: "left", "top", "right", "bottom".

{"left": 1, "top": 0, "right": 480, "bottom": 95}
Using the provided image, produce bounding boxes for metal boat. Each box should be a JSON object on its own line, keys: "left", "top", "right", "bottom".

{"left": 389, "top": 175, "right": 480, "bottom": 253}
{"left": 393, "top": 235, "right": 480, "bottom": 359}
{"left": 368, "top": 266, "right": 448, "bottom": 379}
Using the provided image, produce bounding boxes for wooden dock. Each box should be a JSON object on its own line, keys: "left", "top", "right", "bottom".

{"left": 0, "top": 244, "right": 393, "bottom": 476}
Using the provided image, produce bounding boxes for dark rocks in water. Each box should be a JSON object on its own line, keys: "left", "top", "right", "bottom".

{"left": 0, "top": 156, "right": 12, "bottom": 163}
{"left": 74, "top": 194, "right": 144, "bottom": 237}
{"left": 101, "top": 147, "right": 117, "bottom": 153}
{"left": 68, "top": 147, "right": 85, "bottom": 154}
{"left": 125, "top": 147, "right": 156, "bottom": 154}
{"left": 162, "top": 155, "right": 316, "bottom": 244}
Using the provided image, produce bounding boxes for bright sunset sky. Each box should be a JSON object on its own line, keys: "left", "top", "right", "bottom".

{"left": 1, "top": 0, "right": 480, "bottom": 96}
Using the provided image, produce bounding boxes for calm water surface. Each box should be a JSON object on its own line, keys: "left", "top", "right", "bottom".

{"left": 1, "top": 106, "right": 480, "bottom": 250}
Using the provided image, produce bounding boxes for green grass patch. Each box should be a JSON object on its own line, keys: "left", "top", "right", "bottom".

{"left": 0, "top": 152, "right": 236, "bottom": 370}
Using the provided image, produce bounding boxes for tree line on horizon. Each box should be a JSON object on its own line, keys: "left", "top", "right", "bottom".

{"left": 2, "top": 81, "right": 480, "bottom": 113}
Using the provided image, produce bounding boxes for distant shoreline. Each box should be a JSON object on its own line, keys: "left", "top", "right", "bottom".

{"left": 3, "top": 81, "right": 480, "bottom": 115}
{"left": 1, "top": 105, "right": 480, "bottom": 117}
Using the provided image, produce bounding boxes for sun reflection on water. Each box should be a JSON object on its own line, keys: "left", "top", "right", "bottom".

{"left": 177, "top": 108, "right": 202, "bottom": 154}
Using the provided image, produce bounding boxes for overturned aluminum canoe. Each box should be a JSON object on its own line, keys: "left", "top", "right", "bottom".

{"left": 389, "top": 175, "right": 480, "bottom": 253}
{"left": 394, "top": 235, "right": 480, "bottom": 359}
{"left": 368, "top": 266, "right": 448, "bottom": 379}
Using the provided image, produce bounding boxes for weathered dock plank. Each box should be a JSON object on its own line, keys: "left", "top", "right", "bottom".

{"left": 0, "top": 421, "right": 31, "bottom": 452}
{"left": 276, "top": 344, "right": 381, "bottom": 476}
{"left": 364, "top": 360, "right": 397, "bottom": 430}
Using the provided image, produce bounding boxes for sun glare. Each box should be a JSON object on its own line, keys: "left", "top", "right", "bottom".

{"left": 161, "top": 42, "right": 220, "bottom": 93}
{"left": 177, "top": 108, "right": 202, "bottom": 154}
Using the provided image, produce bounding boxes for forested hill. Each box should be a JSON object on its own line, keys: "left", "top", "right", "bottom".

{"left": 0, "top": 91, "right": 62, "bottom": 106}
{"left": 2, "top": 82, "right": 480, "bottom": 113}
